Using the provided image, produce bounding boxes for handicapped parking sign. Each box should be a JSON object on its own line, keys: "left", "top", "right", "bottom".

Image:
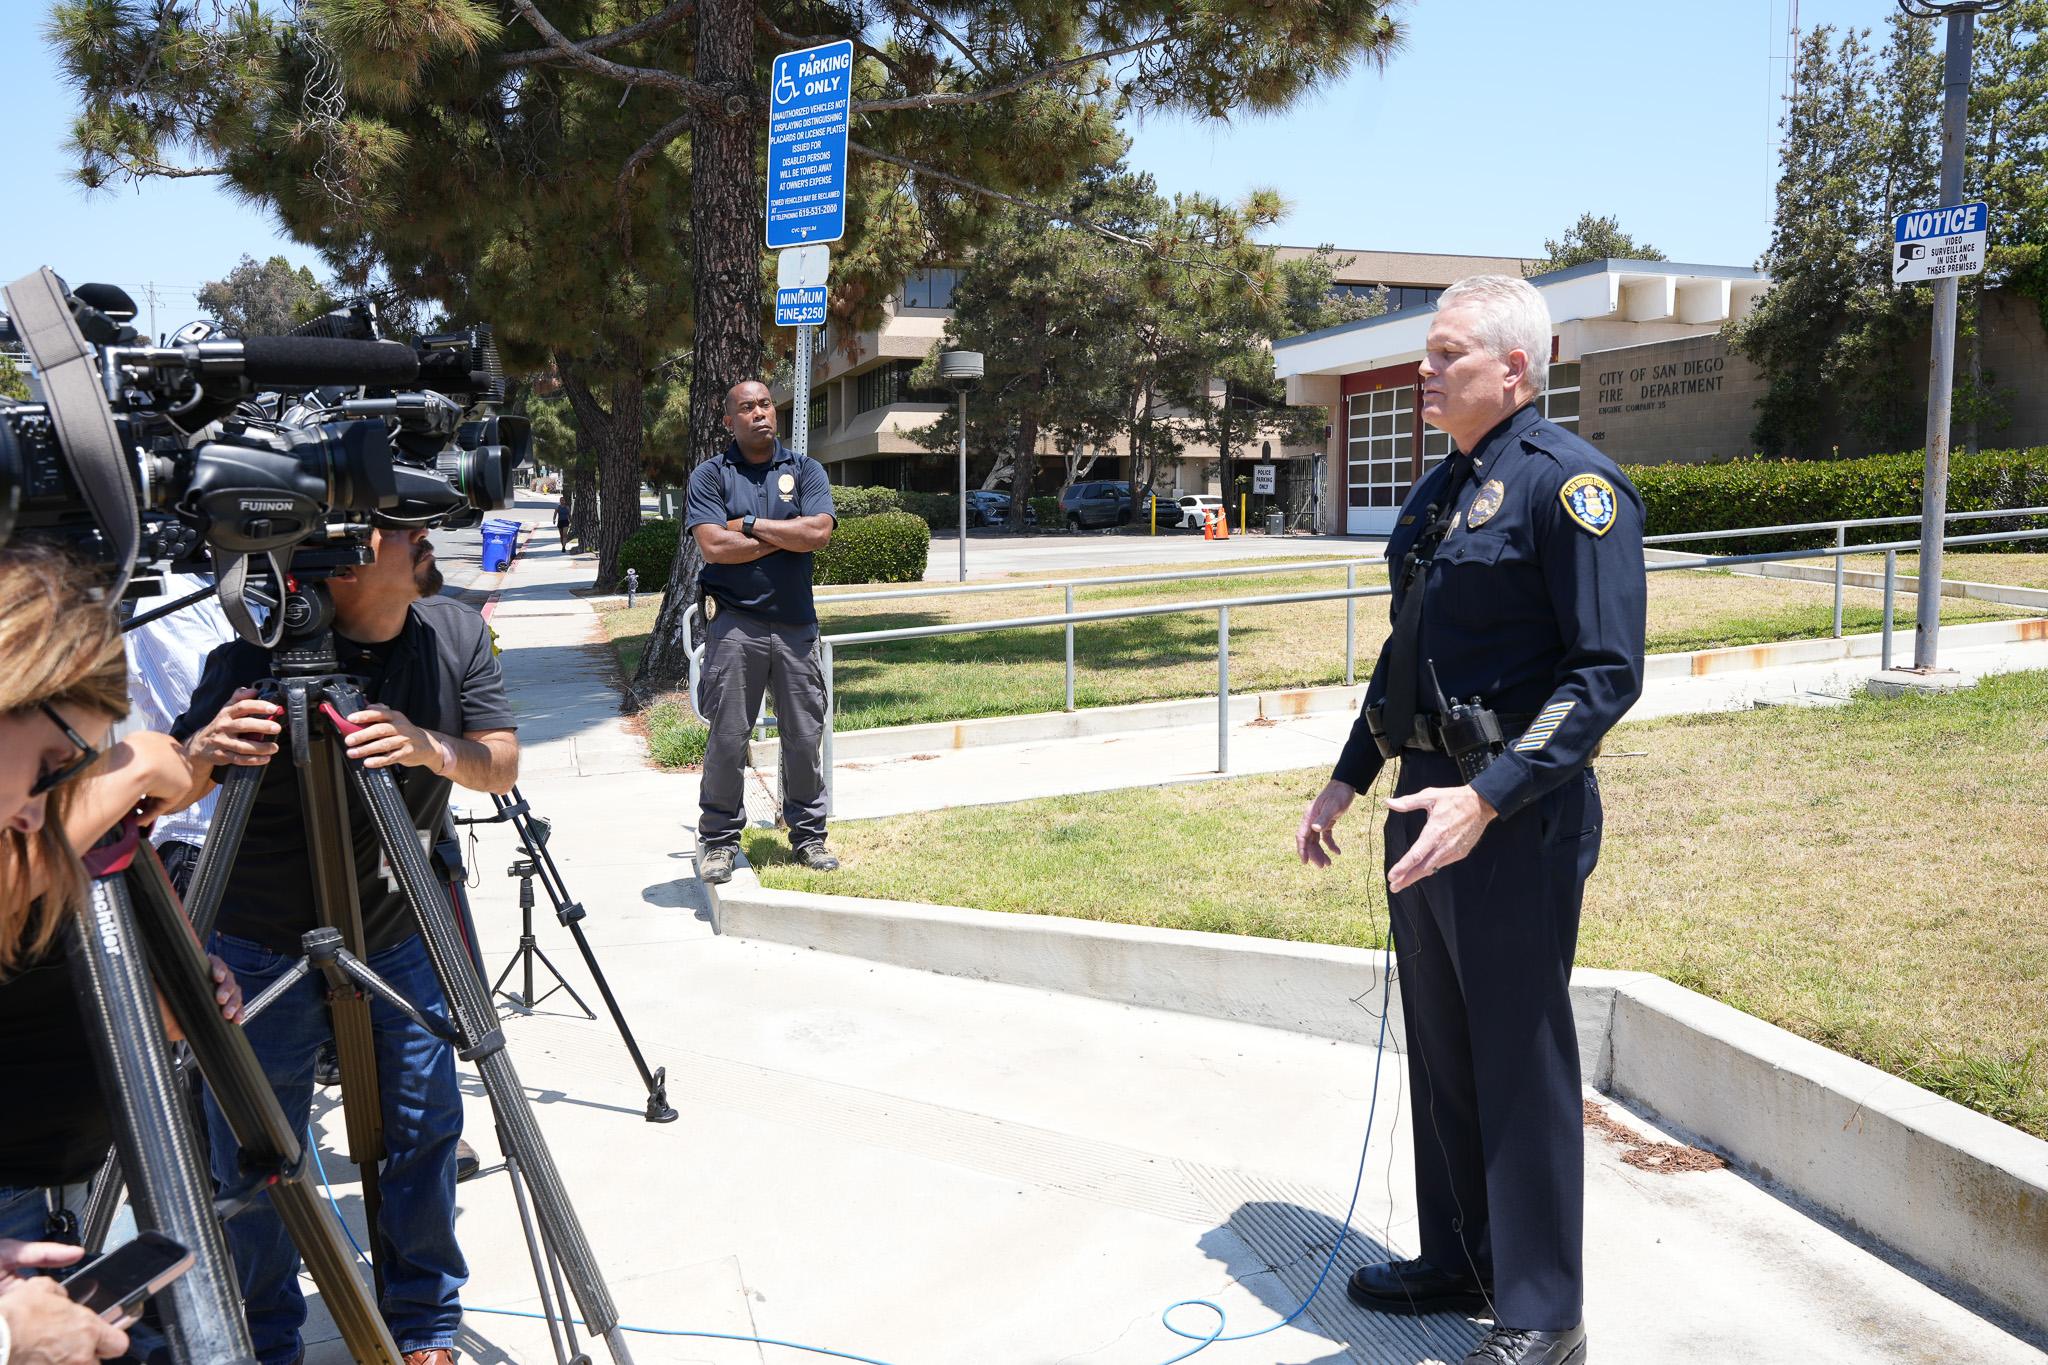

{"left": 766, "top": 40, "right": 852, "bottom": 249}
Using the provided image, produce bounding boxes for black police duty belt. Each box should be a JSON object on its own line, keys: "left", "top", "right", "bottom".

{"left": 1365, "top": 701, "right": 1532, "bottom": 761}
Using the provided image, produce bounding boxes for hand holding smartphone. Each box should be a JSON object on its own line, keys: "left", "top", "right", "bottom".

{"left": 57, "top": 1231, "right": 193, "bottom": 1327}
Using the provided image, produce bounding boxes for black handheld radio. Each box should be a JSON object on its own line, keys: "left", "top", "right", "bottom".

{"left": 1428, "top": 659, "right": 1505, "bottom": 783}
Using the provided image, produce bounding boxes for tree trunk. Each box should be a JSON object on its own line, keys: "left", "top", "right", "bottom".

{"left": 569, "top": 453, "right": 597, "bottom": 549}
{"left": 562, "top": 361, "right": 647, "bottom": 587}
{"left": 1010, "top": 414, "right": 1040, "bottom": 530}
{"left": 639, "top": 0, "right": 762, "bottom": 688}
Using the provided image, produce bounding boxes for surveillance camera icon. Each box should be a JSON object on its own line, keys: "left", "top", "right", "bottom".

{"left": 1896, "top": 242, "right": 1927, "bottom": 275}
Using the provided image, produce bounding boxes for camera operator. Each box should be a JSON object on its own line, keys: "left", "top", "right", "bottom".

{"left": 172, "top": 525, "right": 518, "bottom": 1365}
{"left": 0, "top": 546, "right": 243, "bottom": 1365}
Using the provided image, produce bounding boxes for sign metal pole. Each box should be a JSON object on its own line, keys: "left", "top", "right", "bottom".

{"left": 1913, "top": 10, "right": 1973, "bottom": 670}
{"left": 792, "top": 325, "right": 811, "bottom": 457}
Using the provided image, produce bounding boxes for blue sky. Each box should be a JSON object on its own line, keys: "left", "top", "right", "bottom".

{"left": 1, "top": 0, "right": 1908, "bottom": 328}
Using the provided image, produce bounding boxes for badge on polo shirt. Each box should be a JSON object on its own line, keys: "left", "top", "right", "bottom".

{"left": 778, "top": 472, "right": 796, "bottom": 496}
{"left": 704, "top": 596, "right": 719, "bottom": 620}
{"left": 1559, "top": 474, "right": 1618, "bottom": 536}
{"left": 1467, "top": 478, "right": 1506, "bottom": 529}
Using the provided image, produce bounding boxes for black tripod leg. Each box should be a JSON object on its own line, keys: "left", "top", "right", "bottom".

{"left": 123, "top": 848, "right": 404, "bottom": 1365}
{"left": 181, "top": 761, "right": 265, "bottom": 941}
{"left": 507, "top": 793, "right": 674, "bottom": 1121}
{"left": 295, "top": 720, "right": 389, "bottom": 1303}
{"left": 336, "top": 735, "right": 634, "bottom": 1362}
{"left": 69, "top": 866, "right": 256, "bottom": 1365}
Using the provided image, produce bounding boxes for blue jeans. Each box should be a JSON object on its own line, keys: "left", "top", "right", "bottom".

{"left": 203, "top": 931, "right": 466, "bottom": 1364}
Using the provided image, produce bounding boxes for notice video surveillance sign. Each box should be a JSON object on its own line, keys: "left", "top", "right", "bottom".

{"left": 766, "top": 40, "right": 852, "bottom": 249}
{"left": 1893, "top": 201, "right": 1988, "bottom": 284}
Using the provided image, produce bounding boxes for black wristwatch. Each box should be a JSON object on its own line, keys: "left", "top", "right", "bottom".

{"left": 741, "top": 513, "right": 757, "bottom": 538}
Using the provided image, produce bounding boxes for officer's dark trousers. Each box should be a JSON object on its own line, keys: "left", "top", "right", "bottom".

{"left": 1385, "top": 751, "right": 1602, "bottom": 1332}
{"left": 697, "top": 607, "right": 829, "bottom": 850}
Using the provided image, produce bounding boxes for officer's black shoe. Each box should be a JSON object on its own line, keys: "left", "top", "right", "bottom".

{"left": 315, "top": 1040, "right": 341, "bottom": 1088}
{"left": 455, "top": 1138, "right": 481, "bottom": 1184}
{"left": 793, "top": 841, "right": 839, "bottom": 872}
{"left": 698, "top": 845, "right": 737, "bottom": 884}
{"left": 1461, "top": 1321, "right": 1586, "bottom": 1365}
{"left": 1345, "top": 1258, "right": 1493, "bottom": 1316}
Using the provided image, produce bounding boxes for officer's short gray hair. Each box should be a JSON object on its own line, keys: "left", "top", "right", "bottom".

{"left": 1436, "top": 275, "right": 1554, "bottom": 397}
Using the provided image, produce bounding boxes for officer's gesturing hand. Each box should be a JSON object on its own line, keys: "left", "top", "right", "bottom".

{"left": 1384, "top": 785, "right": 1497, "bottom": 892}
{"left": 1296, "top": 780, "right": 1357, "bottom": 868}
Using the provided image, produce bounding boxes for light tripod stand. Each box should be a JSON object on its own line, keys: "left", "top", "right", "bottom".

{"left": 454, "top": 790, "right": 676, "bottom": 1124}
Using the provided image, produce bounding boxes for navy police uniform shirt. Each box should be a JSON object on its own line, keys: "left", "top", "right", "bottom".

{"left": 1333, "top": 401, "right": 1647, "bottom": 820}
{"left": 685, "top": 439, "right": 837, "bottom": 626}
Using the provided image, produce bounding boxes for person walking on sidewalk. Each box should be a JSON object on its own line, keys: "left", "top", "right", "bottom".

{"left": 1296, "top": 275, "right": 1645, "bottom": 1365}
{"left": 687, "top": 379, "right": 839, "bottom": 884}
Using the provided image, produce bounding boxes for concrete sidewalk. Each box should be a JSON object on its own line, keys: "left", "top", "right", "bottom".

{"left": 286, "top": 498, "right": 2046, "bottom": 1363}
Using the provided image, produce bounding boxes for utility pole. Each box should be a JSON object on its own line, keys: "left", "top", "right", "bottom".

{"left": 1895, "top": 0, "right": 2008, "bottom": 671}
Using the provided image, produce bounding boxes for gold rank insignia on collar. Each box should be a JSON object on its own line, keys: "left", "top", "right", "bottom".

{"left": 1466, "top": 478, "right": 1506, "bottom": 529}
{"left": 1560, "top": 473, "right": 1619, "bottom": 536}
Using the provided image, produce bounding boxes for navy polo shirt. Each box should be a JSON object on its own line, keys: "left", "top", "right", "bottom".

{"left": 1333, "top": 401, "right": 1647, "bottom": 819}
{"left": 684, "top": 440, "right": 837, "bottom": 625}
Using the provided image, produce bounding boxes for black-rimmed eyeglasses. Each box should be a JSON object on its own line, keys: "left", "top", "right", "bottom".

{"left": 29, "top": 703, "right": 102, "bottom": 796}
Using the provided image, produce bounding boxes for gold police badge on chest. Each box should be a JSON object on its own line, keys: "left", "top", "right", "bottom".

{"left": 778, "top": 472, "right": 797, "bottom": 496}
{"left": 1466, "top": 478, "right": 1506, "bottom": 529}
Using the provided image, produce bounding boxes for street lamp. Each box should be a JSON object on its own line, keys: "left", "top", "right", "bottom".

{"left": 1893, "top": 0, "right": 2010, "bottom": 670}
{"left": 938, "top": 350, "right": 983, "bottom": 582}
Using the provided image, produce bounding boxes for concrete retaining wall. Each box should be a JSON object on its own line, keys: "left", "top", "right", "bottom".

{"left": 708, "top": 872, "right": 2048, "bottom": 1337}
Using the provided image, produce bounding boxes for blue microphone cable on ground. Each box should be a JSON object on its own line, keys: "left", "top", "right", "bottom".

{"left": 308, "top": 781, "right": 1404, "bottom": 1364}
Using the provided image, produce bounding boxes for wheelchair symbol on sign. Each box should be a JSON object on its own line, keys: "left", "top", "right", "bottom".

{"left": 774, "top": 71, "right": 798, "bottom": 105}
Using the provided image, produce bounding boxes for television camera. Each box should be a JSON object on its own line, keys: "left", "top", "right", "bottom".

{"left": 0, "top": 266, "right": 529, "bottom": 640}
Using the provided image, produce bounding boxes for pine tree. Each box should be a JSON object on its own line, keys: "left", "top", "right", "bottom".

{"left": 1522, "top": 213, "right": 1664, "bottom": 276}
{"left": 49, "top": 0, "right": 1407, "bottom": 687}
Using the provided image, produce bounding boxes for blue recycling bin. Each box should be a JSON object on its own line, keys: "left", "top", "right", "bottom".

{"left": 479, "top": 521, "right": 518, "bottom": 573}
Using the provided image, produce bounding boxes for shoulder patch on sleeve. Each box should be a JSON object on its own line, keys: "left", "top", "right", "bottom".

{"left": 1558, "top": 473, "right": 1619, "bottom": 537}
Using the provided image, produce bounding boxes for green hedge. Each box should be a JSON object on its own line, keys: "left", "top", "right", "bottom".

{"left": 831, "top": 485, "right": 900, "bottom": 519}
{"left": 616, "top": 511, "right": 929, "bottom": 591}
{"left": 899, "top": 490, "right": 958, "bottom": 529}
{"left": 1030, "top": 495, "right": 1061, "bottom": 528}
{"left": 814, "top": 509, "right": 929, "bottom": 585}
{"left": 1623, "top": 447, "right": 2048, "bottom": 554}
{"left": 617, "top": 519, "right": 683, "bottom": 591}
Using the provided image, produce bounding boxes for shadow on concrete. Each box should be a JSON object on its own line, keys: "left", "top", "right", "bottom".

{"left": 1198, "top": 1202, "right": 1486, "bottom": 1365}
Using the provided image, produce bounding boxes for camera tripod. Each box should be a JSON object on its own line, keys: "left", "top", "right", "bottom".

{"left": 71, "top": 826, "right": 399, "bottom": 1364}
{"left": 453, "top": 790, "right": 676, "bottom": 1124}
{"left": 166, "top": 580, "right": 636, "bottom": 1364}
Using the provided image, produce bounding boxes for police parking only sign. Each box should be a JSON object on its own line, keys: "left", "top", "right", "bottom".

{"left": 1894, "top": 201, "right": 1989, "bottom": 284}
{"left": 766, "top": 40, "right": 852, "bottom": 249}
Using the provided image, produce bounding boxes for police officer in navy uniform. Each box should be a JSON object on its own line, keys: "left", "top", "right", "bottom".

{"left": 687, "top": 378, "right": 839, "bottom": 885}
{"left": 1298, "top": 276, "right": 1645, "bottom": 1365}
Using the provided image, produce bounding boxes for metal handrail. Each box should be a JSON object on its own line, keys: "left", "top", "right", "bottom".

{"left": 1643, "top": 504, "right": 2048, "bottom": 545}
{"left": 814, "top": 555, "right": 1385, "bottom": 605}
{"left": 807, "top": 519, "right": 2048, "bottom": 813}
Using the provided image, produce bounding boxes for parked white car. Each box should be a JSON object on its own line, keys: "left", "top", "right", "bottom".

{"left": 1170, "top": 494, "right": 1225, "bottom": 530}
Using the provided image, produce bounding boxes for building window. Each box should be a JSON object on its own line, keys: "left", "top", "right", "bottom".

{"left": 854, "top": 360, "right": 945, "bottom": 414}
{"left": 900, "top": 268, "right": 958, "bottom": 310}
{"left": 809, "top": 387, "right": 830, "bottom": 436}
{"left": 1542, "top": 363, "right": 1580, "bottom": 430}
{"left": 1331, "top": 283, "right": 1442, "bottom": 313}
{"left": 1422, "top": 424, "right": 1455, "bottom": 476}
{"left": 1346, "top": 386, "right": 1414, "bottom": 508}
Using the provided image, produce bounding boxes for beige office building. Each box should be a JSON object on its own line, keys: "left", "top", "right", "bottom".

{"left": 776, "top": 247, "right": 1529, "bottom": 503}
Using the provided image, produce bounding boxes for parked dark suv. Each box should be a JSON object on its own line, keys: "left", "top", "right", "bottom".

{"left": 1059, "top": 480, "right": 1135, "bottom": 530}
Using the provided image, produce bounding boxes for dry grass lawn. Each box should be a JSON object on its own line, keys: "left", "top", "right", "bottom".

{"left": 1840, "top": 550, "right": 2048, "bottom": 590}
{"left": 600, "top": 557, "right": 2028, "bottom": 734}
{"left": 755, "top": 670, "right": 2048, "bottom": 1136}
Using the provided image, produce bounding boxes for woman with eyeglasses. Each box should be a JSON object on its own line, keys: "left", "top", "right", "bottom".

{"left": 0, "top": 545, "right": 241, "bottom": 1365}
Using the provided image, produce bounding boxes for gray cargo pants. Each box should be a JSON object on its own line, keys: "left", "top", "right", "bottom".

{"left": 697, "top": 606, "right": 829, "bottom": 850}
